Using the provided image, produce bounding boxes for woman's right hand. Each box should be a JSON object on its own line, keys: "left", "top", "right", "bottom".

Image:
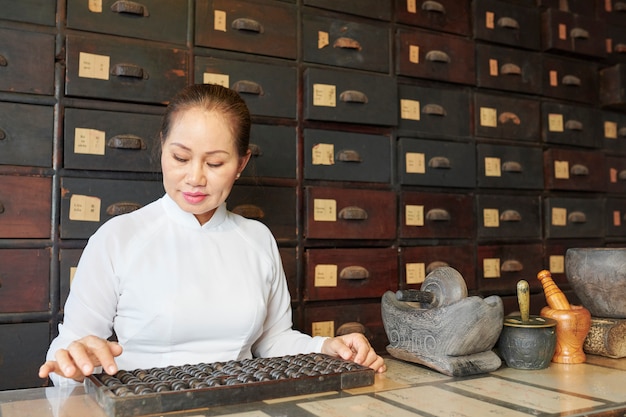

{"left": 39, "top": 335, "right": 123, "bottom": 382}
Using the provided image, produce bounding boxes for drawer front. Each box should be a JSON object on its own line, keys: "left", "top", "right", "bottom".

{"left": 477, "top": 144, "right": 544, "bottom": 190}
{"left": 542, "top": 55, "right": 598, "bottom": 104}
{"left": 302, "top": 13, "right": 390, "bottom": 73}
{"left": 65, "top": 34, "right": 188, "bottom": 104}
{"left": 542, "top": 102, "right": 600, "bottom": 148}
{"left": 243, "top": 125, "right": 297, "bottom": 179}
{"left": 400, "top": 245, "right": 476, "bottom": 290}
{"left": 303, "top": 67, "right": 397, "bottom": 126}
{"left": 59, "top": 248, "right": 83, "bottom": 312}
{"left": 606, "top": 197, "right": 626, "bottom": 237}
{"left": 60, "top": 177, "right": 164, "bottom": 239}
{"left": 476, "top": 194, "right": 542, "bottom": 240}
{"left": 474, "top": 92, "right": 540, "bottom": 142}
{"left": 598, "top": 0, "right": 626, "bottom": 27}
{"left": 280, "top": 248, "right": 298, "bottom": 302}
{"left": 606, "top": 24, "right": 626, "bottom": 64}
{"left": 398, "top": 83, "right": 471, "bottom": 139}
{"left": 304, "top": 186, "right": 396, "bottom": 240}
{"left": 397, "top": 138, "right": 476, "bottom": 188}
{"left": 544, "top": 239, "right": 604, "bottom": 285}
{"left": 542, "top": 9, "right": 607, "bottom": 58}
{"left": 544, "top": 197, "right": 605, "bottom": 238}
{"left": 195, "top": 0, "right": 297, "bottom": 59}
{"left": 0, "top": 28, "right": 55, "bottom": 95}
{"left": 477, "top": 243, "right": 544, "bottom": 292}
{"left": 194, "top": 57, "right": 297, "bottom": 119}
{"left": 227, "top": 185, "right": 297, "bottom": 242}
{"left": 538, "top": 0, "right": 595, "bottom": 15}
{"left": 305, "top": 248, "right": 398, "bottom": 301}
{"left": 303, "top": 129, "right": 391, "bottom": 183}
{"left": 67, "top": 0, "right": 187, "bottom": 44}
{"left": 0, "top": 102, "right": 53, "bottom": 167}
{"left": 0, "top": 176, "right": 51, "bottom": 238}
{"left": 475, "top": 44, "right": 542, "bottom": 95}
{"left": 394, "top": 0, "right": 470, "bottom": 36}
{"left": 544, "top": 148, "right": 606, "bottom": 191}
{"left": 601, "top": 110, "right": 626, "bottom": 154}
{"left": 600, "top": 64, "right": 626, "bottom": 111}
{"left": 396, "top": 28, "right": 475, "bottom": 85}
{"left": 0, "top": 323, "right": 50, "bottom": 390}
{"left": 63, "top": 107, "right": 162, "bottom": 172}
{"left": 0, "top": 0, "right": 56, "bottom": 25}
{"left": 399, "top": 192, "right": 474, "bottom": 239}
{"left": 473, "top": 0, "right": 541, "bottom": 50}
{"left": 304, "top": 0, "right": 391, "bottom": 21}
{"left": 607, "top": 155, "right": 626, "bottom": 194}
{"left": 0, "top": 248, "right": 50, "bottom": 313}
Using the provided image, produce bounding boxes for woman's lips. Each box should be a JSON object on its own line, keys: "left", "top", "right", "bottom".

{"left": 183, "top": 192, "right": 207, "bottom": 204}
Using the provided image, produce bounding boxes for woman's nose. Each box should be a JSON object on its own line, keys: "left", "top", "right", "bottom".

{"left": 185, "top": 161, "right": 206, "bottom": 186}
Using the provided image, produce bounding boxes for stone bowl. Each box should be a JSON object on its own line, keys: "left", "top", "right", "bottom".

{"left": 565, "top": 248, "right": 626, "bottom": 318}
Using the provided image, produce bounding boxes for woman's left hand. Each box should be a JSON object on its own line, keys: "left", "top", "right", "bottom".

{"left": 321, "top": 333, "right": 386, "bottom": 373}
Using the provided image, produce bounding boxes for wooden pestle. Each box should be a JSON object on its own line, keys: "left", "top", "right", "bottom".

{"left": 537, "top": 270, "right": 571, "bottom": 310}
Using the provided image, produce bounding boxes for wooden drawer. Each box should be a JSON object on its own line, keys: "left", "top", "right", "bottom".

{"left": 63, "top": 107, "right": 162, "bottom": 172}
{"left": 398, "top": 83, "right": 471, "bottom": 139}
{"left": 0, "top": 175, "right": 51, "bottom": 238}
{"left": 544, "top": 239, "right": 603, "bottom": 285}
{"left": 303, "top": 67, "right": 397, "bottom": 126}
{"left": 397, "top": 138, "right": 476, "bottom": 188}
{"left": 544, "top": 197, "right": 605, "bottom": 238}
{"left": 194, "top": 56, "right": 296, "bottom": 119}
{"left": 0, "top": 248, "right": 50, "bottom": 313}
{"left": 59, "top": 177, "right": 164, "bottom": 239}
{"left": 303, "top": 0, "right": 391, "bottom": 21}
{"left": 477, "top": 144, "right": 544, "bottom": 190}
{"left": 544, "top": 148, "right": 606, "bottom": 191}
{"left": 595, "top": 0, "right": 626, "bottom": 27}
{"left": 542, "top": 55, "right": 598, "bottom": 104}
{"left": 195, "top": 0, "right": 297, "bottom": 59}
{"left": 542, "top": 102, "right": 600, "bottom": 148}
{"left": 607, "top": 155, "right": 626, "bottom": 194}
{"left": 473, "top": 0, "right": 541, "bottom": 50}
{"left": 0, "top": 323, "right": 49, "bottom": 390}
{"left": 67, "top": 0, "right": 187, "bottom": 44}
{"left": 396, "top": 28, "right": 475, "bottom": 85}
{"left": 0, "top": 0, "right": 56, "bottom": 25}
{"left": 476, "top": 194, "right": 542, "bottom": 240}
{"left": 542, "top": 8, "right": 607, "bottom": 58}
{"left": 539, "top": 0, "right": 595, "bottom": 15}
{"left": 600, "top": 63, "right": 626, "bottom": 111}
{"left": 399, "top": 191, "right": 474, "bottom": 239}
{"left": 477, "top": 243, "right": 544, "bottom": 292}
{"left": 474, "top": 91, "right": 540, "bottom": 142}
{"left": 303, "top": 129, "right": 391, "bottom": 184}
{"left": 304, "top": 248, "right": 397, "bottom": 301}
{"left": 302, "top": 12, "right": 390, "bottom": 73}
{"left": 304, "top": 186, "right": 396, "bottom": 240}
{"left": 400, "top": 245, "right": 476, "bottom": 291}
{"left": 601, "top": 110, "right": 626, "bottom": 154}
{"left": 0, "top": 101, "right": 53, "bottom": 167}
{"left": 606, "top": 197, "right": 626, "bottom": 237}
{"left": 65, "top": 34, "right": 187, "bottom": 104}
{"left": 280, "top": 247, "right": 298, "bottom": 302}
{"left": 59, "top": 248, "right": 83, "bottom": 312}
{"left": 242, "top": 125, "right": 296, "bottom": 179}
{"left": 0, "top": 27, "right": 55, "bottom": 95}
{"left": 475, "top": 43, "right": 542, "bottom": 95}
{"left": 606, "top": 24, "right": 626, "bottom": 64}
{"left": 394, "top": 0, "right": 470, "bottom": 36}
{"left": 227, "top": 185, "right": 297, "bottom": 242}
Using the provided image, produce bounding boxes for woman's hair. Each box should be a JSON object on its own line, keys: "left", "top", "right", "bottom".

{"left": 159, "top": 84, "right": 251, "bottom": 157}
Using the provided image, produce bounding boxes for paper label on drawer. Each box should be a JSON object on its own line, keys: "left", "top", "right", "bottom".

{"left": 550, "top": 70, "right": 559, "bottom": 87}
{"left": 312, "top": 321, "right": 334, "bottom": 337}
{"left": 315, "top": 264, "right": 338, "bottom": 287}
{"left": 489, "top": 59, "right": 499, "bottom": 77}
{"left": 78, "top": 52, "right": 110, "bottom": 80}
{"left": 70, "top": 267, "right": 77, "bottom": 286}
{"left": 318, "top": 31, "right": 329, "bottom": 49}
{"left": 554, "top": 160, "right": 569, "bottom": 179}
{"left": 559, "top": 23, "right": 567, "bottom": 40}
{"left": 484, "top": 157, "right": 501, "bottom": 177}
{"left": 406, "top": 263, "right": 425, "bottom": 284}
{"left": 548, "top": 113, "right": 564, "bottom": 132}
{"left": 483, "top": 258, "right": 501, "bottom": 278}
{"left": 312, "top": 143, "right": 335, "bottom": 166}
{"left": 405, "top": 204, "right": 424, "bottom": 226}
{"left": 610, "top": 167, "right": 618, "bottom": 183}
{"left": 405, "top": 152, "right": 425, "bottom": 174}
{"left": 551, "top": 207, "right": 567, "bottom": 226}
{"left": 214, "top": 10, "right": 227, "bottom": 32}
{"left": 409, "top": 45, "right": 419, "bottom": 64}
{"left": 606, "top": 38, "right": 613, "bottom": 54}
{"left": 549, "top": 255, "right": 565, "bottom": 274}
{"left": 74, "top": 128, "right": 106, "bottom": 155}
{"left": 69, "top": 194, "right": 101, "bottom": 222}
{"left": 614, "top": 210, "right": 622, "bottom": 226}
{"left": 486, "top": 11, "right": 495, "bottom": 29}
{"left": 483, "top": 208, "right": 500, "bottom": 228}
{"left": 88, "top": 0, "right": 102, "bottom": 12}
{"left": 480, "top": 107, "right": 498, "bottom": 128}
{"left": 407, "top": 0, "right": 417, "bottom": 13}
{"left": 605, "top": 121, "right": 618, "bottom": 139}
{"left": 400, "top": 99, "right": 420, "bottom": 121}
{"left": 203, "top": 73, "right": 229, "bottom": 87}
{"left": 313, "top": 84, "right": 336, "bottom": 107}
{"left": 313, "top": 199, "right": 337, "bottom": 222}
{"left": 606, "top": 0, "right": 612, "bottom": 11}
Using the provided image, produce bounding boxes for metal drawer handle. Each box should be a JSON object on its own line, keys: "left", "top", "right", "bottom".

{"left": 562, "top": 75, "right": 581, "bottom": 86}
{"left": 248, "top": 143, "right": 262, "bottom": 157}
{"left": 570, "top": 27, "right": 589, "bottom": 39}
{"left": 500, "top": 209, "right": 521, "bottom": 222}
{"left": 501, "top": 63, "right": 522, "bottom": 76}
{"left": 422, "top": 103, "right": 447, "bottom": 116}
{"left": 570, "top": 164, "right": 589, "bottom": 176}
{"left": 568, "top": 211, "right": 586, "bottom": 223}
{"left": 0, "top": 55, "right": 7, "bottom": 66}
{"left": 110, "top": 63, "right": 148, "bottom": 79}
{"left": 421, "top": 1, "right": 445, "bottom": 13}
{"left": 499, "top": 112, "right": 521, "bottom": 125}
{"left": 333, "top": 37, "right": 362, "bottom": 51}
{"left": 336, "top": 322, "right": 368, "bottom": 336}
{"left": 339, "top": 90, "right": 368, "bottom": 104}
{"left": 106, "top": 202, "right": 141, "bottom": 216}
{"left": 616, "top": 1, "right": 626, "bottom": 11}
{"left": 336, "top": 149, "right": 362, "bottom": 162}
{"left": 232, "top": 80, "right": 263, "bottom": 95}
{"left": 428, "top": 156, "right": 450, "bottom": 169}
{"left": 565, "top": 120, "right": 583, "bottom": 131}
{"left": 232, "top": 204, "right": 265, "bottom": 220}
{"left": 107, "top": 134, "right": 145, "bottom": 150}
{"left": 502, "top": 161, "right": 522, "bottom": 173}
{"left": 497, "top": 17, "right": 520, "bottom": 30}
{"left": 340, "top": 266, "right": 369, "bottom": 280}
{"left": 425, "top": 50, "right": 450, "bottom": 63}
{"left": 0, "top": 128, "right": 6, "bottom": 140}
{"left": 619, "top": 127, "right": 626, "bottom": 138}
{"left": 110, "top": 0, "right": 149, "bottom": 16}
{"left": 619, "top": 170, "right": 626, "bottom": 181}
{"left": 425, "top": 208, "right": 450, "bottom": 221}
{"left": 616, "top": 43, "right": 626, "bottom": 53}
{"left": 232, "top": 18, "right": 264, "bottom": 33}
{"left": 426, "top": 261, "right": 449, "bottom": 274}
{"left": 501, "top": 260, "right": 523, "bottom": 272}
{"left": 338, "top": 206, "right": 368, "bottom": 220}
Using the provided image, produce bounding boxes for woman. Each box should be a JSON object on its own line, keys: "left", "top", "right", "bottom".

{"left": 39, "top": 84, "right": 385, "bottom": 386}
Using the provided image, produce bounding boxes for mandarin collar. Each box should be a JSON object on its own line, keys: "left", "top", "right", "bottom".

{"left": 161, "top": 194, "right": 227, "bottom": 230}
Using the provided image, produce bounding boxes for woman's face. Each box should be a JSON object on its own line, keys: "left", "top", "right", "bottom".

{"left": 161, "top": 107, "right": 250, "bottom": 225}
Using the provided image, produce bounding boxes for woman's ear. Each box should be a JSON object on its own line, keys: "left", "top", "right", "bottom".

{"left": 238, "top": 148, "right": 252, "bottom": 174}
